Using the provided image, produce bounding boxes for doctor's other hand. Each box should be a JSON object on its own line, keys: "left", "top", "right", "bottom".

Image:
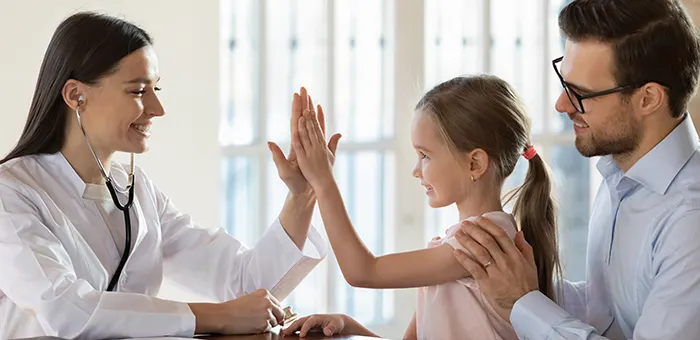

{"left": 281, "top": 314, "right": 375, "bottom": 338}
{"left": 189, "top": 289, "right": 285, "bottom": 335}
{"left": 268, "top": 87, "right": 341, "bottom": 196}
{"left": 291, "top": 108, "right": 339, "bottom": 192}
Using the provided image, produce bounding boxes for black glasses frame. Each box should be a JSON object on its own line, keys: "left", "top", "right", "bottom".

{"left": 552, "top": 56, "right": 640, "bottom": 114}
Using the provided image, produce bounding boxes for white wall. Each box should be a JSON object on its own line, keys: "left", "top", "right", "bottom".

{"left": 0, "top": 1, "right": 221, "bottom": 242}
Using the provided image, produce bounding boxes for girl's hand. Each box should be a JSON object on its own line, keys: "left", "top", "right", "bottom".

{"left": 281, "top": 314, "right": 347, "bottom": 337}
{"left": 268, "top": 88, "right": 341, "bottom": 196}
{"left": 292, "top": 108, "right": 340, "bottom": 192}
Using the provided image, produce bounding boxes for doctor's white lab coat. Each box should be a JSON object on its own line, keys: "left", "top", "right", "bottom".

{"left": 0, "top": 152, "right": 327, "bottom": 340}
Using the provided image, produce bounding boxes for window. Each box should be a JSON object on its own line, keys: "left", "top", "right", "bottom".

{"left": 220, "top": 0, "right": 396, "bottom": 326}
{"left": 221, "top": 0, "right": 594, "bottom": 336}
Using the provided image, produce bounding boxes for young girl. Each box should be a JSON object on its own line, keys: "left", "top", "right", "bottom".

{"left": 282, "top": 75, "right": 562, "bottom": 339}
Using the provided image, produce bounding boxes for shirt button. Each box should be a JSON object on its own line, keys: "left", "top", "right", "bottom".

{"left": 120, "top": 274, "right": 128, "bottom": 286}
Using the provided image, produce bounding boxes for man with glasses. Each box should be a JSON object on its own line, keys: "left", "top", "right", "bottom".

{"left": 453, "top": 0, "right": 700, "bottom": 339}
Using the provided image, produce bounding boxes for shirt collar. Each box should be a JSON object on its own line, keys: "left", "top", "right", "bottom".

{"left": 596, "top": 155, "right": 619, "bottom": 180}
{"left": 46, "top": 152, "right": 130, "bottom": 199}
{"left": 598, "top": 113, "right": 699, "bottom": 195}
{"left": 46, "top": 151, "right": 87, "bottom": 198}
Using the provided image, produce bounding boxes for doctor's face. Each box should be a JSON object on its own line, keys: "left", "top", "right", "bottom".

{"left": 78, "top": 46, "right": 165, "bottom": 155}
{"left": 411, "top": 111, "right": 471, "bottom": 208}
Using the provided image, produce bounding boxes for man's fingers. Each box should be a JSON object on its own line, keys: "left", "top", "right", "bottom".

{"left": 476, "top": 217, "right": 521, "bottom": 259}
{"left": 455, "top": 230, "right": 494, "bottom": 269}
{"left": 461, "top": 220, "right": 508, "bottom": 265}
{"left": 454, "top": 249, "right": 487, "bottom": 280}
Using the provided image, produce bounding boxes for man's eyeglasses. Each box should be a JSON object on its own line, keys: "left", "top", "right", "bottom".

{"left": 552, "top": 56, "right": 640, "bottom": 114}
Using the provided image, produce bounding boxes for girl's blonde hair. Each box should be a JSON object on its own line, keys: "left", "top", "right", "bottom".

{"left": 415, "top": 75, "right": 562, "bottom": 301}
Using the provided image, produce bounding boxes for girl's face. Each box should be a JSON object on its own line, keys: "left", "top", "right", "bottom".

{"left": 410, "top": 112, "right": 473, "bottom": 208}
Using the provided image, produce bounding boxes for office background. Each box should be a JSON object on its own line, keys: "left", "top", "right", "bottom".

{"left": 2, "top": 1, "right": 700, "bottom": 338}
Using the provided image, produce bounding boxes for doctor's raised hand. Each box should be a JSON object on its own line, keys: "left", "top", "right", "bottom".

{"left": 0, "top": 12, "right": 328, "bottom": 340}
{"left": 267, "top": 88, "right": 341, "bottom": 249}
{"left": 268, "top": 87, "right": 342, "bottom": 195}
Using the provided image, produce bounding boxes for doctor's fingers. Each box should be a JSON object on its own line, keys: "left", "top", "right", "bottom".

{"left": 308, "top": 95, "right": 316, "bottom": 117}
{"left": 328, "top": 133, "right": 342, "bottom": 157}
{"left": 292, "top": 129, "right": 305, "bottom": 157}
{"left": 253, "top": 289, "right": 284, "bottom": 320}
{"left": 291, "top": 93, "right": 302, "bottom": 136}
{"left": 268, "top": 300, "right": 285, "bottom": 325}
{"left": 300, "top": 87, "right": 309, "bottom": 113}
{"left": 318, "top": 104, "right": 327, "bottom": 136}
{"left": 264, "top": 290, "right": 282, "bottom": 308}
{"left": 266, "top": 309, "right": 280, "bottom": 328}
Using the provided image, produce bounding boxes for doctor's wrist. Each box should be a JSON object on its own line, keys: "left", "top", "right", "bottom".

{"left": 189, "top": 302, "right": 225, "bottom": 334}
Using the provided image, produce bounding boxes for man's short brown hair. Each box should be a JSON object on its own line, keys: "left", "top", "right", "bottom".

{"left": 559, "top": 0, "right": 700, "bottom": 118}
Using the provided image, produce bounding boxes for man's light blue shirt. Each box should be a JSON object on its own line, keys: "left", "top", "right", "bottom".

{"left": 511, "top": 114, "right": 700, "bottom": 339}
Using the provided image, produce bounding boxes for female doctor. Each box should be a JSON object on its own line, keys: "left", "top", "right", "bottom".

{"left": 0, "top": 12, "right": 340, "bottom": 340}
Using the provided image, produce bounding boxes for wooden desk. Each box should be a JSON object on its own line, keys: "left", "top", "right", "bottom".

{"left": 202, "top": 335, "right": 379, "bottom": 340}
{"left": 200, "top": 331, "right": 383, "bottom": 340}
{"left": 14, "top": 330, "right": 388, "bottom": 340}
{"left": 16, "top": 335, "right": 384, "bottom": 340}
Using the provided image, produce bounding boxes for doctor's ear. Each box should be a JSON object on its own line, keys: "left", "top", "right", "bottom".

{"left": 62, "top": 79, "right": 88, "bottom": 110}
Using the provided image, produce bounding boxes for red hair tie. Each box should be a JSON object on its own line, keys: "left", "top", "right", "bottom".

{"left": 523, "top": 145, "right": 537, "bottom": 160}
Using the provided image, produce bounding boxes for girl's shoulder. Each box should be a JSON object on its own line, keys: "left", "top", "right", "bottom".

{"left": 443, "top": 211, "right": 517, "bottom": 239}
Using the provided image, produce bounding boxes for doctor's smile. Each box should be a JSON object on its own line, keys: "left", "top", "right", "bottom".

{"left": 3, "top": 0, "right": 700, "bottom": 339}
{"left": 0, "top": 12, "right": 334, "bottom": 339}
{"left": 130, "top": 122, "right": 152, "bottom": 138}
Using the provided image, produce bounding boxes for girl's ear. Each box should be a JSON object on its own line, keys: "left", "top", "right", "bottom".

{"left": 467, "top": 148, "right": 489, "bottom": 180}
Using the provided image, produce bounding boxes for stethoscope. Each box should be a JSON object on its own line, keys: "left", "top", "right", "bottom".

{"left": 76, "top": 96, "right": 135, "bottom": 292}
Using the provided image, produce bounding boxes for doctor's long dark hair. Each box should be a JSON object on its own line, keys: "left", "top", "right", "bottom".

{"left": 0, "top": 12, "right": 152, "bottom": 164}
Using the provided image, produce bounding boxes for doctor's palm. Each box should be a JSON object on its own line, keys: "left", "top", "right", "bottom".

{"left": 268, "top": 89, "right": 340, "bottom": 195}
